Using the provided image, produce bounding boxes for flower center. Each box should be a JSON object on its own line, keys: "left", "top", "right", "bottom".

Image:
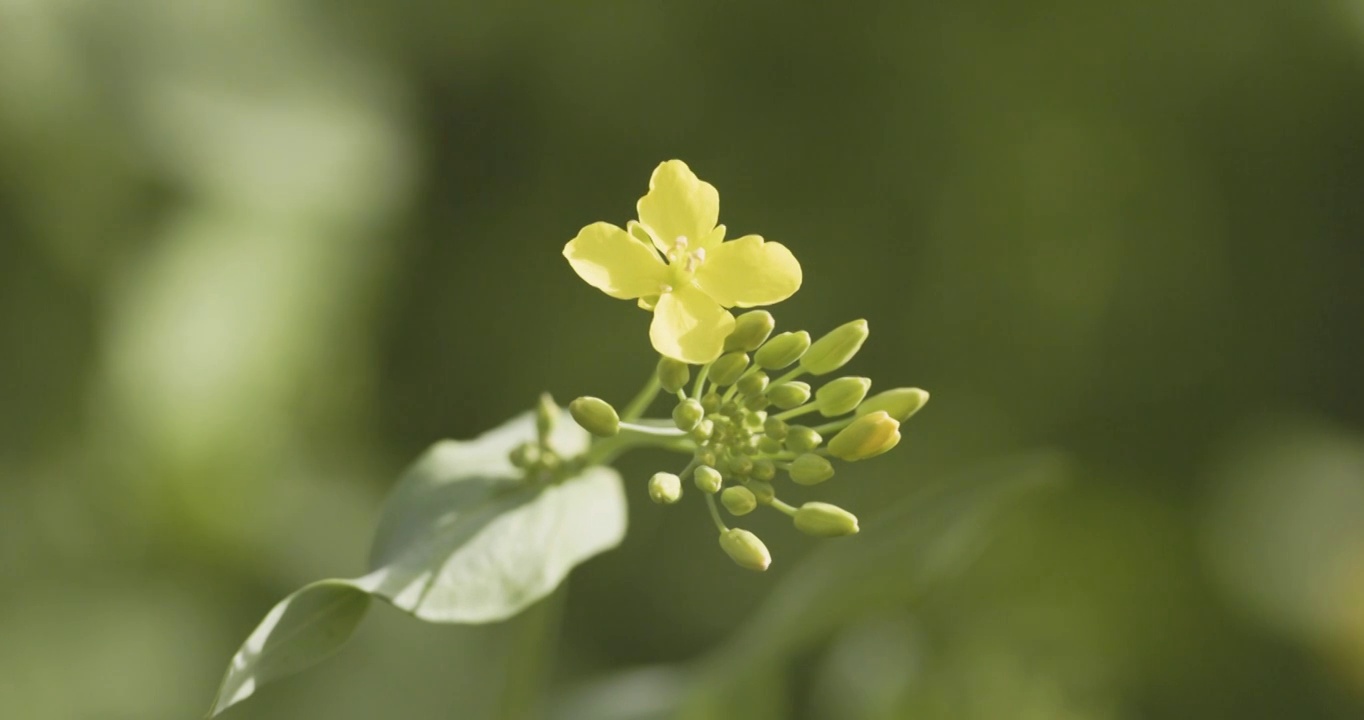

{"left": 661, "top": 236, "right": 707, "bottom": 293}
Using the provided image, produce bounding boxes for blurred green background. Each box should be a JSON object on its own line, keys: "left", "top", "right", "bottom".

{"left": 4, "top": 1, "right": 1364, "bottom": 718}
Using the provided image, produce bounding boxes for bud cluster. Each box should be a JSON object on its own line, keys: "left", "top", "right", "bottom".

{"left": 553, "top": 311, "right": 928, "bottom": 571}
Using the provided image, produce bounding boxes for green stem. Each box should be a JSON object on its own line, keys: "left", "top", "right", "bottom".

{"left": 619, "top": 421, "right": 687, "bottom": 437}
{"left": 704, "top": 492, "right": 729, "bottom": 532}
{"left": 692, "top": 362, "right": 712, "bottom": 400}
{"left": 774, "top": 403, "right": 822, "bottom": 422}
{"left": 496, "top": 583, "right": 565, "bottom": 719}
{"left": 621, "top": 372, "right": 662, "bottom": 421}
{"left": 810, "top": 417, "right": 854, "bottom": 435}
{"left": 583, "top": 428, "right": 695, "bottom": 466}
{"left": 768, "top": 498, "right": 799, "bottom": 517}
{"left": 771, "top": 367, "right": 806, "bottom": 386}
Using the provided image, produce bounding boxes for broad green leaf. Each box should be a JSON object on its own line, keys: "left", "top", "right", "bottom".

{"left": 209, "top": 580, "right": 371, "bottom": 717}
{"left": 209, "top": 410, "right": 627, "bottom": 716}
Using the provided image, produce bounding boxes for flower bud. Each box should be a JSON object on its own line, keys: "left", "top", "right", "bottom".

{"left": 569, "top": 396, "right": 619, "bottom": 437}
{"left": 672, "top": 398, "right": 704, "bottom": 432}
{"left": 700, "top": 392, "right": 722, "bottom": 414}
{"left": 721, "top": 486, "right": 757, "bottom": 515}
{"left": 726, "top": 454, "right": 754, "bottom": 477}
{"left": 801, "top": 319, "right": 869, "bottom": 375}
{"left": 736, "top": 371, "right": 769, "bottom": 398}
{"left": 754, "top": 331, "right": 811, "bottom": 370}
{"left": 657, "top": 357, "right": 691, "bottom": 394}
{"left": 694, "top": 465, "right": 723, "bottom": 494}
{"left": 719, "top": 528, "right": 771, "bottom": 571}
{"left": 724, "top": 310, "right": 775, "bottom": 353}
{"left": 827, "top": 411, "right": 901, "bottom": 461}
{"left": 785, "top": 426, "right": 823, "bottom": 453}
{"left": 758, "top": 436, "right": 783, "bottom": 454}
{"left": 689, "top": 418, "right": 714, "bottom": 443}
{"left": 694, "top": 447, "right": 718, "bottom": 468}
{"left": 648, "top": 472, "right": 682, "bottom": 504}
{"left": 535, "top": 393, "right": 558, "bottom": 443}
{"left": 709, "top": 352, "right": 750, "bottom": 386}
{"left": 509, "top": 442, "right": 540, "bottom": 470}
{"left": 746, "top": 479, "right": 776, "bottom": 504}
{"left": 767, "top": 381, "right": 812, "bottom": 410}
{"left": 856, "top": 388, "right": 930, "bottom": 422}
{"left": 744, "top": 393, "right": 770, "bottom": 411}
{"left": 815, "top": 377, "right": 872, "bottom": 417}
{"left": 763, "top": 416, "right": 789, "bottom": 440}
{"left": 789, "top": 453, "right": 835, "bottom": 485}
{"left": 793, "top": 502, "right": 860, "bottom": 537}
{"left": 751, "top": 458, "right": 776, "bottom": 482}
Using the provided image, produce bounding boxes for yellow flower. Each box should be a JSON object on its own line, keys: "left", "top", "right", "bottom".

{"left": 563, "top": 160, "right": 802, "bottom": 364}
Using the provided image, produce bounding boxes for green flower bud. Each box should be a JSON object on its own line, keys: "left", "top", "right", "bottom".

{"left": 657, "top": 357, "right": 691, "bottom": 394}
{"left": 535, "top": 393, "right": 558, "bottom": 443}
{"left": 569, "top": 396, "right": 619, "bottom": 437}
{"left": 721, "top": 486, "right": 757, "bottom": 515}
{"left": 719, "top": 528, "right": 771, "bottom": 571}
{"left": 751, "top": 458, "right": 776, "bottom": 482}
{"left": 736, "top": 371, "right": 769, "bottom": 398}
{"left": 742, "top": 410, "right": 766, "bottom": 431}
{"left": 745, "top": 479, "right": 775, "bottom": 504}
{"left": 694, "top": 465, "right": 723, "bottom": 494}
{"left": 509, "top": 442, "right": 540, "bottom": 469}
{"left": 726, "top": 454, "right": 754, "bottom": 477}
{"left": 785, "top": 426, "right": 823, "bottom": 453}
{"left": 856, "top": 388, "right": 930, "bottom": 422}
{"left": 724, "top": 310, "right": 775, "bottom": 353}
{"left": 788, "top": 453, "right": 835, "bottom": 485}
{"left": 689, "top": 417, "right": 714, "bottom": 443}
{"left": 768, "top": 381, "right": 812, "bottom": 410}
{"left": 672, "top": 398, "right": 704, "bottom": 432}
{"left": 793, "top": 502, "right": 860, "bottom": 537}
{"left": 754, "top": 331, "right": 811, "bottom": 370}
{"left": 744, "top": 393, "right": 770, "bottom": 412}
{"left": 720, "top": 400, "right": 741, "bottom": 418}
{"left": 648, "top": 472, "right": 682, "bottom": 505}
{"left": 701, "top": 391, "right": 722, "bottom": 414}
{"left": 695, "top": 447, "right": 718, "bottom": 468}
{"left": 741, "top": 439, "right": 760, "bottom": 455}
{"left": 764, "top": 416, "right": 789, "bottom": 440}
{"left": 816, "top": 377, "right": 872, "bottom": 417}
{"left": 710, "top": 352, "right": 750, "bottom": 386}
{"left": 801, "top": 319, "right": 869, "bottom": 375}
{"left": 827, "top": 410, "right": 901, "bottom": 461}
{"left": 758, "top": 436, "right": 783, "bottom": 454}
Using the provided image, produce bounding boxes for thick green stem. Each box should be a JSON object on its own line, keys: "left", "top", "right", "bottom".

{"left": 583, "top": 427, "right": 695, "bottom": 467}
{"left": 809, "top": 417, "right": 854, "bottom": 435}
{"left": 767, "top": 498, "right": 799, "bottom": 517}
{"left": 704, "top": 492, "right": 728, "bottom": 532}
{"left": 774, "top": 403, "right": 822, "bottom": 422}
{"left": 621, "top": 372, "right": 662, "bottom": 421}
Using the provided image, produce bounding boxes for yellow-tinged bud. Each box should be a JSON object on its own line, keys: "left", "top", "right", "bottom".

{"left": 763, "top": 416, "right": 789, "bottom": 440}
{"left": 535, "top": 393, "right": 558, "bottom": 442}
{"left": 724, "top": 311, "right": 775, "bottom": 353}
{"left": 672, "top": 399, "right": 704, "bottom": 431}
{"left": 827, "top": 411, "right": 901, "bottom": 461}
{"left": 801, "top": 320, "right": 869, "bottom": 375}
{"left": 657, "top": 357, "right": 691, "bottom": 394}
{"left": 695, "top": 447, "right": 717, "bottom": 468}
{"left": 726, "top": 454, "right": 754, "bottom": 477}
{"left": 569, "top": 396, "right": 619, "bottom": 437}
{"left": 793, "top": 502, "right": 860, "bottom": 537}
{"left": 785, "top": 426, "right": 823, "bottom": 453}
{"left": 694, "top": 465, "right": 723, "bottom": 494}
{"left": 768, "top": 381, "right": 812, "bottom": 410}
{"left": 689, "top": 418, "right": 714, "bottom": 443}
{"left": 855, "top": 387, "right": 930, "bottom": 422}
{"left": 758, "top": 436, "right": 783, "bottom": 454}
{"left": 751, "top": 458, "right": 776, "bottom": 482}
{"left": 648, "top": 472, "right": 682, "bottom": 504}
{"left": 754, "top": 331, "right": 811, "bottom": 370}
{"left": 721, "top": 486, "right": 757, "bottom": 515}
{"left": 719, "top": 528, "right": 771, "bottom": 571}
{"left": 736, "top": 371, "right": 769, "bottom": 398}
{"left": 816, "top": 377, "right": 872, "bottom": 417}
{"left": 709, "top": 352, "right": 750, "bottom": 386}
{"left": 789, "top": 453, "right": 835, "bottom": 485}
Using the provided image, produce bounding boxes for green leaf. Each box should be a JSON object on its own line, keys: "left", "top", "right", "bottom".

{"left": 209, "top": 580, "right": 371, "bottom": 717}
{"left": 208, "top": 410, "right": 628, "bottom": 717}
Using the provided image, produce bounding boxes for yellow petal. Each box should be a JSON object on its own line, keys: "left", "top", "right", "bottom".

{"left": 649, "top": 285, "right": 735, "bottom": 364}
{"left": 695, "top": 235, "right": 802, "bottom": 308}
{"left": 636, "top": 160, "right": 720, "bottom": 255}
{"left": 563, "top": 222, "right": 668, "bottom": 299}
